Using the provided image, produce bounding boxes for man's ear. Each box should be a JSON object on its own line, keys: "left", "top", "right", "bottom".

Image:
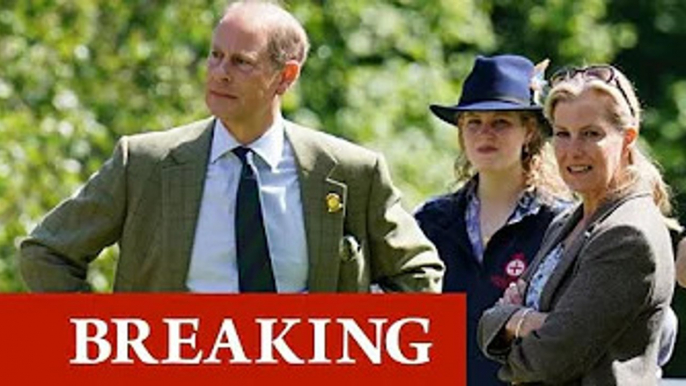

{"left": 275, "top": 60, "right": 301, "bottom": 95}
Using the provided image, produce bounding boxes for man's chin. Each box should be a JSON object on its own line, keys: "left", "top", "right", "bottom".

{"left": 206, "top": 100, "right": 238, "bottom": 119}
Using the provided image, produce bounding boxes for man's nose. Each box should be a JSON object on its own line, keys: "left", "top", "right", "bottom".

{"left": 209, "top": 60, "right": 232, "bottom": 82}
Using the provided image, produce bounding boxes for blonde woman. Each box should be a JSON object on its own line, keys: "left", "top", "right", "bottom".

{"left": 479, "top": 65, "right": 675, "bottom": 385}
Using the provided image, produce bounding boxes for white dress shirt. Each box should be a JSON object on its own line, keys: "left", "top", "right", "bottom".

{"left": 186, "top": 117, "right": 308, "bottom": 292}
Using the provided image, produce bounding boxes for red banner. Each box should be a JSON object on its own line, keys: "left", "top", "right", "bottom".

{"left": 0, "top": 294, "right": 465, "bottom": 385}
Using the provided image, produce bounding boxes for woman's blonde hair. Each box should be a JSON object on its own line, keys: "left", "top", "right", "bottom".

{"left": 453, "top": 111, "right": 569, "bottom": 199}
{"left": 544, "top": 67, "right": 673, "bottom": 215}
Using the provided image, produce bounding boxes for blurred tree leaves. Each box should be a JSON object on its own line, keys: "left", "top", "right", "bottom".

{"left": 1, "top": 0, "right": 685, "bottom": 296}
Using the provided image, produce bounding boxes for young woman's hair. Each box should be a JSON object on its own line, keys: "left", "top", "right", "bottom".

{"left": 544, "top": 67, "right": 673, "bottom": 215}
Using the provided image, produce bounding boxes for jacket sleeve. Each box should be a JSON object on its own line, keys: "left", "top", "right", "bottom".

{"left": 479, "top": 224, "right": 657, "bottom": 384}
{"left": 19, "top": 138, "right": 129, "bottom": 292}
{"left": 477, "top": 304, "right": 523, "bottom": 362}
{"left": 364, "top": 154, "right": 444, "bottom": 293}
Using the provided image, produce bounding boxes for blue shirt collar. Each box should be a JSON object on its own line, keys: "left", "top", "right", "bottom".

{"left": 465, "top": 175, "right": 543, "bottom": 226}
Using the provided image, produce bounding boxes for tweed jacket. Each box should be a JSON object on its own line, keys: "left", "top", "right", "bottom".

{"left": 478, "top": 189, "right": 674, "bottom": 385}
{"left": 20, "top": 118, "right": 443, "bottom": 292}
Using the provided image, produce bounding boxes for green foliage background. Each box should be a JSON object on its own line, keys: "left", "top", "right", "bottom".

{"left": 2, "top": 0, "right": 686, "bottom": 372}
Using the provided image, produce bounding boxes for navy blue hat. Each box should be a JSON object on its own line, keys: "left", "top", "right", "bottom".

{"left": 430, "top": 55, "right": 543, "bottom": 125}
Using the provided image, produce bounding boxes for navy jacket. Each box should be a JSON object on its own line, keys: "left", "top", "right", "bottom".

{"left": 415, "top": 185, "right": 568, "bottom": 386}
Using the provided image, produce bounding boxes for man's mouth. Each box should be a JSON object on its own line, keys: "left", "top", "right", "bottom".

{"left": 209, "top": 90, "right": 236, "bottom": 99}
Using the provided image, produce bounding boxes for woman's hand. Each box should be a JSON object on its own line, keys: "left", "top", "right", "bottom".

{"left": 499, "top": 279, "right": 527, "bottom": 306}
{"left": 504, "top": 308, "right": 548, "bottom": 341}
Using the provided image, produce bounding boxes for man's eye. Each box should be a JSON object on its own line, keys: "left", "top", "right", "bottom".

{"left": 234, "top": 57, "right": 253, "bottom": 67}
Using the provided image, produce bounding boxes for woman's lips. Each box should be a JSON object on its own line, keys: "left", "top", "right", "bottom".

{"left": 477, "top": 145, "right": 498, "bottom": 153}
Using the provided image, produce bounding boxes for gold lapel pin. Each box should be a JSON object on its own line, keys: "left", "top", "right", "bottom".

{"left": 326, "top": 192, "right": 343, "bottom": 213}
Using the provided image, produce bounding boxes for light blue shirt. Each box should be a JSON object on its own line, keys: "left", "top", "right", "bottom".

{"left": 186, "top": 118, "right": 308, "bottom": 293}
{"left": 525, "top": 243, "right": 564, "bottom": 310}
{"left": 464, "top": 177, "right": 544, "bottom": 264}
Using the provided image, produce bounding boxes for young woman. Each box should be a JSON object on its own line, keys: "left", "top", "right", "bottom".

{"left": 415, "top": 55, "right": 569, "bottom": 386}
{"left": 479, "top": 64, "right": 675, "bottom": 385}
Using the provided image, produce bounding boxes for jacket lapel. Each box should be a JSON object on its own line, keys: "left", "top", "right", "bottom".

{"left": 537, "top": 207, "right": 586, "bottom": 310}
{"left": 536, "top": 191, "right": 652, "bottom": 310}
{"left": 522, "top": 206, "right": 579, "bottom": 282}
{"left": 451, "top": 188, "right": 482, "bottom": 265}
{"left": 521, "top": 205, "right": 580, "bottom": 307}
{"left": 286, "top": 122, "right": 345, "bottom": 292}
{"left": 160, "top": 118, "right": 214, "bottom": 290}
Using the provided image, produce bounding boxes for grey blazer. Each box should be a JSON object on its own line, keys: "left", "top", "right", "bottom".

{"left": 20, "top": 118, "right": 444, "bottom": 293}
{"left": 478, "top": 190, "right": 674, "bottom": 385}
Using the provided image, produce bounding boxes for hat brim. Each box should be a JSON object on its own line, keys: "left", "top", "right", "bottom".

{"left": 430, "top": 101, "right": 543, "bottom": 126}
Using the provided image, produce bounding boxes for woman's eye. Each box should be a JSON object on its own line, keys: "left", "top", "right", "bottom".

{"left": 465, "top": 119, "right": 481, "bottom": 127}
{"left": 492, "top": 119, "right": 512, "bottom": 129}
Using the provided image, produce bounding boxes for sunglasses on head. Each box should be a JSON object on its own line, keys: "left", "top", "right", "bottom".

{"left": 549, "top": 65, "right": 636, "bottom": 118}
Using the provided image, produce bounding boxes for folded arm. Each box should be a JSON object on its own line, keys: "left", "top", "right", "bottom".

{"left": 479, "top": 225, "right": 657, "bottom": 384}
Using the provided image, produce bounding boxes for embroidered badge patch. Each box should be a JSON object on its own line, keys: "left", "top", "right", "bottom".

{"left": 505, "top": 253, "right": 527, "bottom": 278}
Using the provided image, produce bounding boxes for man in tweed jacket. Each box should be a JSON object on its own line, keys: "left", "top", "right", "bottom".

{"left": 19, "top": 1, "right": 443, "bottom": 293}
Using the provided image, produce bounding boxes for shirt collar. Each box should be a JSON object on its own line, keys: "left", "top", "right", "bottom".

{"left": 210, "top": 116, "right": 285, "bottom": 170}
{"left": 464, "top": 177, "right": 479, "bottom": 202}
{"left": 511, "top": 186, "right": 542, "bottom": 223}
{"left": 465, "top": 175, "right": 543, "bottom": 225}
